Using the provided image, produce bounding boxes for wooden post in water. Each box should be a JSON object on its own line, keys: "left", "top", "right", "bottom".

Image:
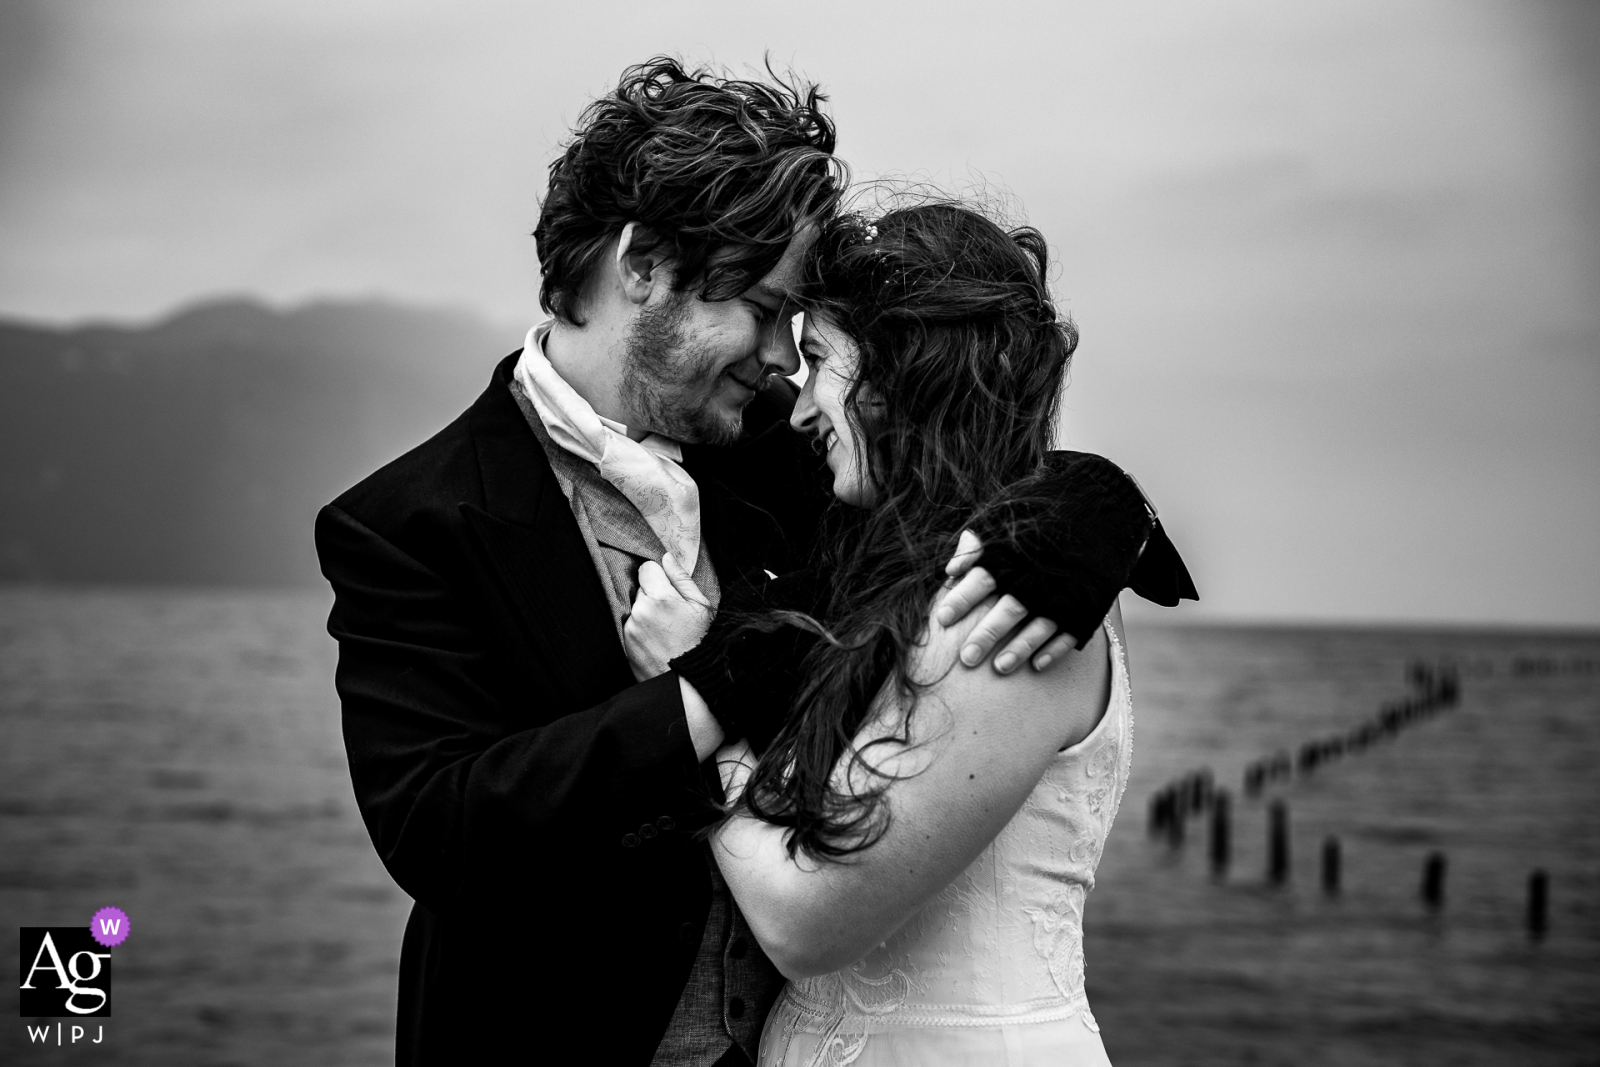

{"left": 1209, "top": 791, "right": 1230, "bottom": 874}
{"left": 1528, "top": 869, "right": 1549, "bottom": 937}
{"left": 1321, "top": 835, "right": 1341, "bottom": 895}
{"left": 1422, "top": 852, "right": 1446, "bottom": 909}
{"left": 1268, "top": 800, "right": 1289, "bottom": 884}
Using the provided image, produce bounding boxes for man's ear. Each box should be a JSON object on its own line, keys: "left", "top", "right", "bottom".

{"left": 613, "top": 222, "right": 669, "bottom": 306}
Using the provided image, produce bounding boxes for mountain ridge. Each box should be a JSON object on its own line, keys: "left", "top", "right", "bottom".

{"left": 0, "top": 296, "right": 520, "bottom": 586}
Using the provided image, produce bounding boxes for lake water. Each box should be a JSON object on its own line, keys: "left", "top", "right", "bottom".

{"left": 2, "top": 589, "right": 1597, "bottom": 1065}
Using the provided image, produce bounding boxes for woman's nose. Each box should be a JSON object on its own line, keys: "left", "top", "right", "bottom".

{"left": 790, "top": 376, "right": 821, "bottom": 435}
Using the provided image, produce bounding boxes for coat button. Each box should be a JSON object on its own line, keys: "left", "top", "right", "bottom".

{"left": 639, "top": 823, "right": 658, "bottom": 839}
{"left": 621, "top": 833, "right": 641, "bottom": 848}
{"left": 728, "top": 996, "right": 745, "bottom": 1019}
{"left": 657, "top": 815, "right": 676, "bottom": 831}
{"left": 678, "top": 922, "right": 698, "bottom": 943}
{"left": 729, "top": 937, "right": 748, "bottom": 959}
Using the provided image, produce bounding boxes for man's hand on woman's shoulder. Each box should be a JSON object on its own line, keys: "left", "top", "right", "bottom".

{"left": 936, "top": 529, "right": 1079, "bottom": 675}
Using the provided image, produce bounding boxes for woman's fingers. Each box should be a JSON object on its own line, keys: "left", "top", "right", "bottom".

{"left": 958, "top": 594, "right": 1028, "bottom": 667}
{"left": 934, "top": 566, "right": 998, "bottom": 627}
{"left": 636, "top": 559, "right": 674, "bottom": 601}
{"left": 660, "top": 553, "right": 710, "bottom": 608}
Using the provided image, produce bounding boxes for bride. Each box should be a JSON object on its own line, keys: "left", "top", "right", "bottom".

{"left": 626, "top": 201, "right": 1194, "bottom": 1065}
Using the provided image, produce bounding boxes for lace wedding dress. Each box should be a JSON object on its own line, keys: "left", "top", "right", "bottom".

{"left": 758, "top": 623, "right": 1132, "bottom": 1067}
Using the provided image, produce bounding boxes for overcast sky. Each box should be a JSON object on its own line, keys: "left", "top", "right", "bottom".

{"left": 1, "top": 0, "right": 1595, "bottom": 628}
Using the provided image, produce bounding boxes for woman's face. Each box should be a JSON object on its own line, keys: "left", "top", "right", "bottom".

{"left": 791, "top": 313, "right": 876, "bottom": 508}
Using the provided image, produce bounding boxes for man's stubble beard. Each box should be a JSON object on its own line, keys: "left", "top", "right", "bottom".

{"left": 621, "top": 293, "right": 745, "bottom": 446}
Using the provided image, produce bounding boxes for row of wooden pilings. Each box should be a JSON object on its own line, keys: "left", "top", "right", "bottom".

{"left": 1242, "top": 661, "right": 1461, "bottom": 797}
{"left": 1148, "top": 663, "right": 1551, "bottom": 934}
{"left": 1149, "top": 788, "right": 1552, "bottom": 936}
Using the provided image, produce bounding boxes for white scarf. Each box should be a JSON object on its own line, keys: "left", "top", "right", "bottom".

{"left": 513, "top": 323, "right": 702, "bottom": 573}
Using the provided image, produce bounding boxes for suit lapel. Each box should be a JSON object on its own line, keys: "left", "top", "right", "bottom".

{"left": 561, "top": 463, "right": 666, "bottom": 562}
{"left": 461, "top": 355, "right": 633, "bottom": 713}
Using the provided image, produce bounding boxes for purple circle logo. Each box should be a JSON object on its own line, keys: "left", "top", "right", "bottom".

{"left": 89, "top": 906, "right": 130, "bottom": 948}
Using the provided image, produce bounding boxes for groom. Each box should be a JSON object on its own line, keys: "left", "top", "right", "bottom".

{"left": 317, "top": 58, "right": 1068, "bottom": 1066}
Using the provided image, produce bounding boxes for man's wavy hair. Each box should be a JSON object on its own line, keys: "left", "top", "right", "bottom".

{"left": 534, "top": 57, "right": 844, "bottom": 325}
{"left": 740, "top": 201, "right": 1080, "bottom": 860}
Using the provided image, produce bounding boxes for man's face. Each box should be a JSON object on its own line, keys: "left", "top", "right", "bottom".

{"left": 620, "top": 231, "right": 811, "bottom": 444}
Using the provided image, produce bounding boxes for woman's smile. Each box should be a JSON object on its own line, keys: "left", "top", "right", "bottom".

{"left": 791, "top": 312, "right": 874, "bottom": 507}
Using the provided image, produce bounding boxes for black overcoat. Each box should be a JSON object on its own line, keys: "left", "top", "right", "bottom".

{"left": 315, "top": 353, "right": 828, "bottom": 1064}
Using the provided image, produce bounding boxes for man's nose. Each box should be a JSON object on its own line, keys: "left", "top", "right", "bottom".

{"left": 790, "top": 376, "right": 820, "bottom": 436}
{"left": 760, "top": 316, "right": 802, "bottom": 378}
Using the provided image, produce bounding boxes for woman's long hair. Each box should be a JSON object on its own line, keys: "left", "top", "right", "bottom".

{"left": 740, "top": 201, "right": 1079, "bottom": 860}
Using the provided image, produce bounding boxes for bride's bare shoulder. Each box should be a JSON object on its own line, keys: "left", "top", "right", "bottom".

{"left": 913, "top": 595, "right": 1117, "bottom": 752}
